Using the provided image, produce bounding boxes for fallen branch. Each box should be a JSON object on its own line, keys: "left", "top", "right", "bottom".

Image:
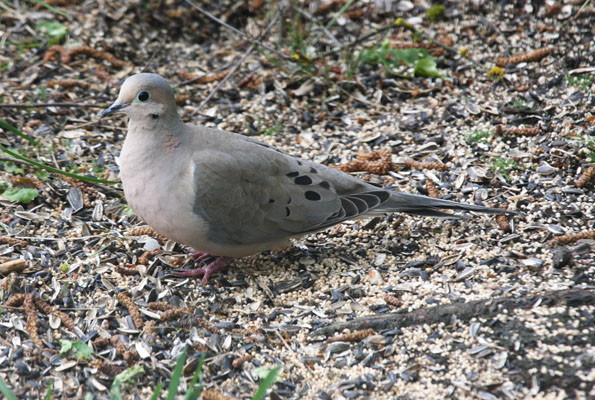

{"left": 311, "top": 288, "right": 594, "bottom": 337}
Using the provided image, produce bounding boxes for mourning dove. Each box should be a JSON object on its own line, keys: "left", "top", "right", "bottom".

{"left": 102, "top": 73, "right": 516, "bottom": 283}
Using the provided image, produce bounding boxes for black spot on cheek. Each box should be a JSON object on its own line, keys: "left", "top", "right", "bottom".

{"left": 305, "top": 191, "right": 321, "bottom": 201}
{"left": 294, "top": 175, "right": 313, "bottom": 185}
{"left": 150, "top": 114, "right": 159, "bottom": 119}
{"left": 285, "top": 207, "right": 291, "bottom": 216}
{"left": 286, "top": 172, "right": 299, "bottom": 178}
{"left": 319, "top": 181, "right": 330, "bottom": 190}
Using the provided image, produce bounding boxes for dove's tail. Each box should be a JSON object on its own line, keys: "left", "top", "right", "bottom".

{"left": 376, "top": 191, "right": 517, "bottom": 219}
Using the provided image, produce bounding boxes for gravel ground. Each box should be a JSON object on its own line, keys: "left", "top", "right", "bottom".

{"left": 1, "top": 1, "right": 594, "bottom": 399}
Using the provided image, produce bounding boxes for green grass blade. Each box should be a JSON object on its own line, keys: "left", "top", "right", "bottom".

{"left": 149, "top": 382, "right": 163, "bottom": 400}
{"left": 45, "top": 380, "right": 53, "bottom": 400}
{"left": 30, "top": 0, "right": 68, "bottom": 17}
{"left": 0, "top": 378, "right": 17, "bottom": 400}
{"left": 185, "top": 353, "right": 206, "bottom": 400}
{"left": 252, "top": 366, "right": 281, "bottom": 400}
{"left": 0, "top": 144, "right": 119, "bottom": 185}
{"left": 167, "top": 348, "right": 188, "bottom": 400}
{"left": 325, "top": 0, "right": 358, "bottom": 29}
{"left": 0, "top": 118, "right": 40, "bottom": 146}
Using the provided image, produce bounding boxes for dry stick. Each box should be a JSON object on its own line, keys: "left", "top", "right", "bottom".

{"left": 309, "top": 19, "right": 475, "bottom": 67}
{"left": 184, "top": 0, "right": 291, "bottom": 61}
{"left": 311, "top": 288, "right": 594, "bottom": 336}
{"left": 192, "top": 12, "right": 280, "bottom": 115}
{"left": 308, "top": 23, "right": 395, "bottom": 63}
{"left": 0, "top": 102, "right": 103, "bottom": 109}
{"left": 297, "top": 8, "right": 341, "bottom": 47}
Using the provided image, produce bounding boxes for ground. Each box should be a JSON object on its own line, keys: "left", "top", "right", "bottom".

{"left": 0, "top": 0, "right": 594, "bottom": 399}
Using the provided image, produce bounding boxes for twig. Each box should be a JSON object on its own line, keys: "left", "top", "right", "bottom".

{"left": 192, "top": 11, "right": 280, "bottom": 114}
{"left": 140, "top": 37, "right": 166, "bottom": 73}
{"left": 0, "top": 156, "right": 31, "bottom": 165}
{"left": 184, "top": 0, "right": 291, "bottom": 61}
{"left": 311, "top": 288, "right": 594, "bottom": 336}
{"left": 309, "top": 23, "right": 394, "bottom": 62}
{"left": 297, "top": 8, "right": 341, "bottom": 47}
{"left": 309, "top": 18, "right": 476, "bottom": 67}
{"left": 569, "top": 0, "right": 591, "bottom": 22}
{"left": 0, "top": 102, "right": 104, "bottom": 109}
{"left": 84, "top": 179, "right": 123, "bottom": 198}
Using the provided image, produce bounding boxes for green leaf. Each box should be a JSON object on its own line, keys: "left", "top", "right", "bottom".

{"left": 167, "top": 348, "right": 187, "bottom": 400}
{"left": 34, "top": 169, "right": 50, "bottom": 181}
{"left": 121, "top": 205, "right": 136, "bottom": 217}
{"left": 252, "top": 366, "right": 281, "bottom": 400}
{"left": 110, "top": 365, "right": 144, "bottom": 400}
{"left": 0, "top": 377, "right": 17, "bottom": 400}
{"left": 59, "top": 339, "right": 93, "bottom": 361}
{"left": 360, "top": 42, "right": 441, "bottom": 78}
{"left": 4, "top": 163, "right": 24, "bottom": 174}
{"left": 36, "top": 21, "right": 68, "bottom": 43}
{"left": 426, "top": 5, "right": 445, "bottom": 22}
{"left": 59, "top": 339, "right": 73, "bottom": 354}
{"left": 2, "top": 188, "right": 38, "bottom": 204}
{"left": 414, "top": 58, "right": 442, "bottom": 78}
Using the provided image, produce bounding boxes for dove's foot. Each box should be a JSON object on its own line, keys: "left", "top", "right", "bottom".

{"left": 174, "top": 256, "right": 230, "bottom": 284}
{"left": 189, "top": 251, "right": 213, "bottom": 263}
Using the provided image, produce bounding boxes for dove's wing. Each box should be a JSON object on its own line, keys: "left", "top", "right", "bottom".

{"left": 190, "top": 128, "right": 393, "bottom": 246}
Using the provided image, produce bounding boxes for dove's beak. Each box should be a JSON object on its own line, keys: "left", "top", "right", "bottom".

{"left": 101, "top": 102, "right": 130, "bottom": 118}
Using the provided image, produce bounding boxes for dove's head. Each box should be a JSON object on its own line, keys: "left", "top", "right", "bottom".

{"left": 102, "top": 73, "right": 179, "bottom": 122}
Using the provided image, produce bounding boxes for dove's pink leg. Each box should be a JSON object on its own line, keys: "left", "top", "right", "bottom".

{"left": 190, "top": 252, "right": 213, "bottom": 263}
{"left": 174, "top": 256, "right": 231, "bottom": 284}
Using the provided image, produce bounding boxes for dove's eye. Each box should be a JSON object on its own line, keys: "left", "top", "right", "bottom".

{"left": 136, "top": 90, "right": 150, "bottom": 102}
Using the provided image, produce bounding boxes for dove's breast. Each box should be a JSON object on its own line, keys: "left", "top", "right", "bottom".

{"left": 118, "top": 132, "right": 290, "bottom": 257}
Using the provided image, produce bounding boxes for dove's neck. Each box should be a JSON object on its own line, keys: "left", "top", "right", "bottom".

{"left": 119, "top": 115, "right": 188, "bottom": 178}
{"left": 124, "top": 113, "right": 185, "bottom": 152}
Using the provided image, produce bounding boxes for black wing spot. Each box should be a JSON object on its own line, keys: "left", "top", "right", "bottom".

{"left": 285, "top": 207, "right": 291, "bottom": 217}
{"left": 287, "top": 197, "right": 292, "bottom": 204}
{"left": 294, "top": 175, "right": 313, "bottom": 185}
{"left": 305, "top": 191, "right": 321, "bottom": 201}
{"left": 297, "top": 161, "right": 303, "bottom": 166}
{"left": 319, "top": 181, "right": 330, "bottom": 190}
{"left": 310, "top": 167, "right": 318, "bottom": 174}
{"left": 286, "top": 171, "right": 299, "bottom": 178}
